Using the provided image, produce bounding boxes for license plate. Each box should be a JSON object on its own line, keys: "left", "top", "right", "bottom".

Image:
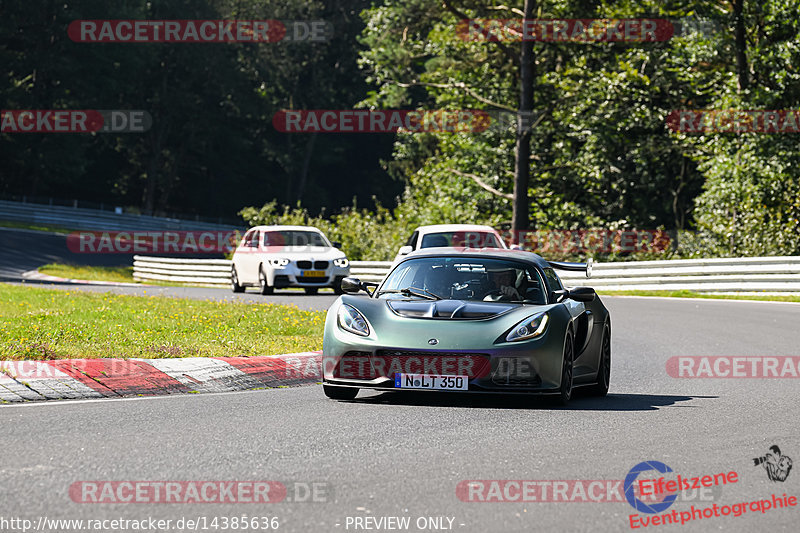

{"left": 394, "top": 373, "right": 468, "bottom": 390}
{"left": 302, "top": 270, "right": 325, "bottom": 277}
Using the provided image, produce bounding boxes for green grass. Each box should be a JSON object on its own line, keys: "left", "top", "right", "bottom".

{"left": 0, "top": 284, "right": 325, "bottom": 360}
{"left": 38, "top": 263, "right": 134, "bottom": 283}
{"left": 598, "top": 289, "right": 800, "bottom": 303}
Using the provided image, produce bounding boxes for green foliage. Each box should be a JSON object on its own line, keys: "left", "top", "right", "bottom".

{"left": 0, "top": 0, "right": 398, "bottom": 217}
{"left": 239, "top": 200, "right": 411, "bottom": 260}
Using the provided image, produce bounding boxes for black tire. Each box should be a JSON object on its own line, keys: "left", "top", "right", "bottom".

{"left": 258, "top": 267, "right": 274, "bottom": 295}
{"left": 304, "top": 287, "right": 319, "bottom": 295}
{"left": 231, "top": 266, "right": 245, "bottom": 293}
{"left": 332, "top": 278, "right": 344, "bottom": 295}
{"left": 587, "top": 322, "right": 611, "bottom": 396}
{"left": 557, "top": 333, "right": 575, "bottom": 405}
{"left": 323, "top": 384, "right": 358, "bottom": 400}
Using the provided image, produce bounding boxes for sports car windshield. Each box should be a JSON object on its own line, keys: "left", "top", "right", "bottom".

{"left": 263, "top": 231, "right": 329, "bottom": 247}
{"left": 420, "top": 231, "right": 504, "bottom": 249}
{"left": 378, "top": 257, "right": 548, "bottom": 304}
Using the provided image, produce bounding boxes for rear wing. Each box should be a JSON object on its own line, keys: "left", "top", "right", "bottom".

{"left": 547, "top": 258, "right": 593, "bottom": 279}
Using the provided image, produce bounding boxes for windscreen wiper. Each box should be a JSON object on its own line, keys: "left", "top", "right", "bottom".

{"left": 377, "top": 286, "right": 442, "bottom": 300}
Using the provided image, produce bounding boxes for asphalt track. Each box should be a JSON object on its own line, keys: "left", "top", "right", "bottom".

{"left": 2, "top": 294, "right": 799, "bottom": 532}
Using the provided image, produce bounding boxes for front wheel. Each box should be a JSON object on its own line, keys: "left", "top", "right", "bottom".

{"left": 323, "top": 384, "right": 358, "bottom": 400}
{"left": 587, "top": 323, "right": 611, "bottom": 396}
{"left": 231, "top": 266, "right": 245, "bottom": 293}
{"left": 557, "top": 333, "right": 574, "bottom": 406}
{"left": 258, "top": 267, "right": 274, "bottom": 295}
{"left": 332, "top": 277, "right": 344, "bottom": 295}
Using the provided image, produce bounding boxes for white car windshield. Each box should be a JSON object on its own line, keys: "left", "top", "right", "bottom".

{"left": 420, "top": 231, "right": 503, "bottom": 249}
{"left": 378, "top": 257, "right": 547, "bottom": 304}
{"left": 263, "top": 231, "right": 329, "bottom": 247}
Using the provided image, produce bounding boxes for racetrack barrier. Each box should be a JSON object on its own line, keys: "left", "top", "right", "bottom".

{"left": 0, "top": 198, "right": 239, "bottom": 232}
{"left": 132, "top": 255, "right": 800, "bottom": 294}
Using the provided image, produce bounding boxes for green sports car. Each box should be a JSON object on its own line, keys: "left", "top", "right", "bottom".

{"left": 321, "top": 249, "right": 610, "bottom": 404}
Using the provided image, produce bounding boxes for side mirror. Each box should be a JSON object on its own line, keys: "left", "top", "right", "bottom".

{"left": 332, "top": 242, "right": 342, "bottom": 249}
{"left": 340, "top": 277, "right": 379, "bottom": 296}
{"left": 567, "top": 286, "right": 596, "bottom": 302}
{"left": 340, "top": 277, "right": 364, "bottom": 294}
{"left": 398, "top": 245, "right": 413, "bottom": 256}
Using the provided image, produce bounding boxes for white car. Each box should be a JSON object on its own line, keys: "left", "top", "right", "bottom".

{"left": 393, "top": 224, "right": 508, "bottom": 262}
{"left": 231, "top": 225, "right": 350, "bottom": 295}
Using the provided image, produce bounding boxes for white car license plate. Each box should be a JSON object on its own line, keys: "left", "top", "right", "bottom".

{"left": 302, "top": 270, "right": 325, "bottom": 277}
{"left": 394, "top": 373, "right": 468, "bottom": 390}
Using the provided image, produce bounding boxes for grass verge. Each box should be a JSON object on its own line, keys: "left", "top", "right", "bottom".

{"left": 598, "top": 289, "right": 800, "bottom": 303}
{"left": 38, "top": 263, "right": 134, "bottom": 283}
{"left": 0, "top": 284, "right": 325, "bottom": 360}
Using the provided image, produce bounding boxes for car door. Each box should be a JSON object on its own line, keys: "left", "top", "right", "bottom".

{"left": 240, "top": 230, "right": 261, "bottom": 284}
{"left": 544, "top": 267, "right": 594, "bottom": 377}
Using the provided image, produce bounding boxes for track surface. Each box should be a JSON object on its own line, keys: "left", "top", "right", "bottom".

{"left": 2, "top": 297, "right": 799, "bottom": 532}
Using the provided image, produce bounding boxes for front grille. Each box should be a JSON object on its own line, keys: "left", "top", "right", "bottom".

{"left": 373, "top": 350, "right": 490, "bottom": 378}
{"left": 333, "top": 351, "right": 374, "bottom": 379}
{"left": 314, "top": 260, "right": 329, "bottom": 269}
{"left": 296, "top": 260, "right": 312, "bottom": 269}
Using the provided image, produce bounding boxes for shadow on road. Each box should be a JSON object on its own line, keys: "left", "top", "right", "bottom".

{"left": 350, "top": 391, "right": 716, "bottom": 411}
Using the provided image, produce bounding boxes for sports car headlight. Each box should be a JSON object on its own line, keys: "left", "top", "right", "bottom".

{"left": 269, "top": 258, "right": 289, "bottom": 267}
{"left": 337, "top": 304, "right": 369, "bottom": 336}
{"left": 506, "top": 312, "right": 549, "bottom": 342}
{"left": 333, "top": 258, "right": 349, "bottom": 268}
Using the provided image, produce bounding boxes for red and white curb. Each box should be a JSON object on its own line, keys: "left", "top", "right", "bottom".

{"left": 21, "top": 269, "right": 144, "bottom": 287}
{"left": 0, "top": 352, "right": 322, "bottom": 403}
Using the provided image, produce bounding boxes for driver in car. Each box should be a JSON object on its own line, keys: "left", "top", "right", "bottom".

{"left": 483, "top": 269, "right": 522, "bottom": 301}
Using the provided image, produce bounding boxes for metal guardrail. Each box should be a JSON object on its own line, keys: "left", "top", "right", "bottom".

{"left": 133, "top": 256, "right": 232, "bottom": 285}
{"left": 132, "top": 255, "right": 800, "bottom": 294}
{"left": 0, "top": 199, "right": 240, "bottom": 232}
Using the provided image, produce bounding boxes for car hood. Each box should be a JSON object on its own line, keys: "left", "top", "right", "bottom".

{"left": 323, "top": 294, "right": 560, "bottom": 351}
{"left": 261, "top": 246, "right": 345, "bottom": 260}
{"left": 386, "top": 299, "right": 518, "bottom": 319}
{"left": 330, "top": 295, "right": 558, "bottom": 350}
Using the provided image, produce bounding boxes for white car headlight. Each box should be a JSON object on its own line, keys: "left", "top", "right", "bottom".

{"left": 333, "top": 257, "right": 349, "bottom": 268}
{"left": 269, "top": 258, "right": 289, "bottom": 267}
{"left": 506, "top": 312, "right": 549, "bottom": 342}
{"left": 337, "top": 304, "right": 369, "bottom": 336}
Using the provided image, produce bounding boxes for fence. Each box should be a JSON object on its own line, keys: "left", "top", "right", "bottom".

{"left": 0, "top": 199, "right": 240, "bottom": 232}
{"left": 132, "top": 255, "right": 800, "bottom": 294}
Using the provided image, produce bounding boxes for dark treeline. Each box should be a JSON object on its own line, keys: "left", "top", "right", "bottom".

{"left": 0, "top": 0, "right": 400, "bottom": 218}
{"left": 2, "top": 1, "right": 799, "bottom": 259}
